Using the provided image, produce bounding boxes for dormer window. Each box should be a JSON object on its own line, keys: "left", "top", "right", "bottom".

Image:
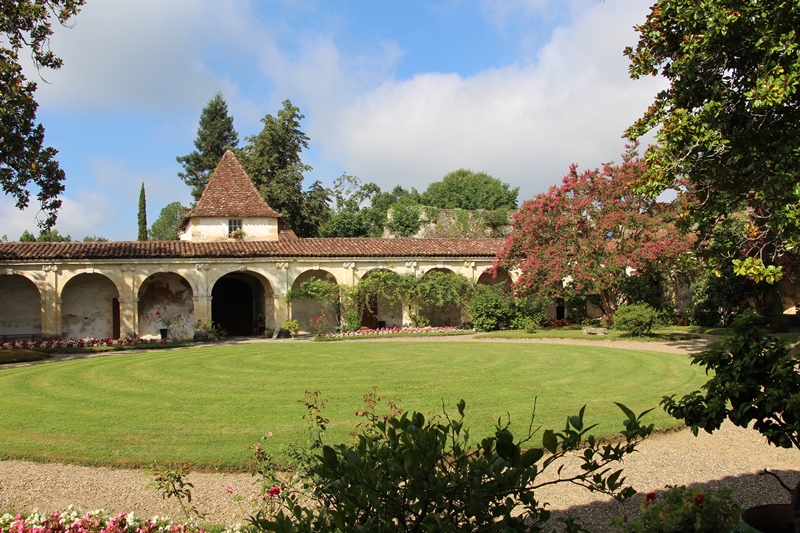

{"left": 228, "top": 219, "right": 242, "bottom": 237}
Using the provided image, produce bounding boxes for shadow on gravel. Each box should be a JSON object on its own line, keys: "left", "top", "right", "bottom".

{"left": 543, "top": 469, "right": 800, "bottom": 532}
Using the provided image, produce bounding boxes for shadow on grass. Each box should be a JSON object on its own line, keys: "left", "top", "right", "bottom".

{"left": 542, "top": 469, "right": 800, "bottom": 532}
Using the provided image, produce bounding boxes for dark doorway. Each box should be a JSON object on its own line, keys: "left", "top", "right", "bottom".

{"left": 212, "top": 276, "right": 254, "bottom": 336}
{"left": 361, "top": 295, "right": 379, "bottom": 329}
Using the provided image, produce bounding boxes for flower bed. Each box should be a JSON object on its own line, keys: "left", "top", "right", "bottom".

{"left": 1, "top": 338, "right": 171, "bottom": 350}
{"left": 326, "top": 326, "right": 460, "bottom": 338}
{"left": 0, "top": 507, "right": 227, "bottom": 533}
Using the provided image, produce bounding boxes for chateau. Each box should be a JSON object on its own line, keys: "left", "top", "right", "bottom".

{"left": 0, "top": 152, "right": 506, "bottom": 340}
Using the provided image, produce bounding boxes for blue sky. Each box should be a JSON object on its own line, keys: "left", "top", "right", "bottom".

{"left": 4, "top": 0, "right": 665, "bottom": 241}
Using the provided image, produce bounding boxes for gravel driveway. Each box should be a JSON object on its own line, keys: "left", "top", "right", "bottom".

{"left": 1, "top": 335, "right": 798, "bottom": 531}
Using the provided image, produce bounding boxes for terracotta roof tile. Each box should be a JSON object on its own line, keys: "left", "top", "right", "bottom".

{"left": 0, "top": 238, "right": 502, "bottom": 261}
{"left": 186, "top": 151, "right": 282, "bottom": 219}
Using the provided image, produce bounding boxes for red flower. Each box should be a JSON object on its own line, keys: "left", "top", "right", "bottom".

{"left": 155, "top": 311, "right": 160, "bottom": 316}
{"left": 268, "top": 486, "right": 281, "bottom": 497}
{"left": 645, "top": 492, "right": 656, "bottom": 503}
{"left": 694, "top": 494, "right": 705, "bottom": 507}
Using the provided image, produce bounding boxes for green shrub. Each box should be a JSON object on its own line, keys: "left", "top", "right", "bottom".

{"left": 612, "top": 485, "right": 741, "bottom": 533}
{"left": 468, "top": 284, "right": 515, "bottom": 331}
{"left": 614, "top": 304, "right": 659, "bottom": 336}
{"left": 388, "top": 203, "right": 421, "bottom": 236}
{"left": 342, "top": 310, "right": 361, "bottom": 332}
{"left": 251, "top": 392, "right": 654, "bottom": 532}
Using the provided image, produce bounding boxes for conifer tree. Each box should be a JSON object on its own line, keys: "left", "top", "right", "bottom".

{"left": 177, "top": 92, "right": 239, "bottom": 201}
{"left": 137, "top": 183, "right": 147, "bottom": 241}
{"left": 239, "top": 99, "right": 330, "bottom": 237}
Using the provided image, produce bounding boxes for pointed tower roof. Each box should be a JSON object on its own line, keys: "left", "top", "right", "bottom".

{"left": 188, "top": 151, "right": 282, "bottom": 218}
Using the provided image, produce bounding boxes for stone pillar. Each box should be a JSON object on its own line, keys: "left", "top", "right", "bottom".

{"left": 119, "top": 264, "right": 137, "bottom": 338}
{"left": 40, "top": 265, "right": 59, "bottom": 339}
{"left": 273, "top": 262, "right": 291, "bottom": 328}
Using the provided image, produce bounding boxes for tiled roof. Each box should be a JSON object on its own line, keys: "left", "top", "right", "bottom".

{"left": 185, "top": 150, "right": 282, "bottom": 219}
{"left": 0, "top": 238, "right": 503, "bottom": 261}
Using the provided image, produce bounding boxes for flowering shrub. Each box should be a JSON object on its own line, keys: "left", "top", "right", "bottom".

{"left": 1, "top": 338, "right": 172, "bottom": 350}
{"left": 325, "top": 326, "right": 459, "bottom": 338}
{"left": 612, "top": 485, "right": 741, "bottom": 532}
{"left": 0, "top": 507, "right": 210, "bottom": 533}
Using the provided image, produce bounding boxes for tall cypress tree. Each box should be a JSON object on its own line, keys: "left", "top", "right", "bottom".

{"left": 137, "top": 183, "right": 148, "bottom": 241}
{"left": 177, "top": 92, "right": 239, "bottom": 202}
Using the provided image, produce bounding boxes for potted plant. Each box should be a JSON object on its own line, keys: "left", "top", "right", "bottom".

{"left": 662, "top": 311, "right": 800, "bottom": 533}
{"left": 282, "top": 319, "right": 299, "bottom": 339}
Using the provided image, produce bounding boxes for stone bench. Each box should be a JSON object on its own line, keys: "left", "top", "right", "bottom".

{"left": 581, "top": 327, "right": 608, "bottom": 335}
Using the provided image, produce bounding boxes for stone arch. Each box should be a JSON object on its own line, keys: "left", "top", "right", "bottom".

{"left": 290, "top": 269, "right": 338, "bottom": 334}
{"left": 418, "top": 267, "right": 464, "bottom": 327}
{"left": 61, "top": 273, "right": 120, "bottom": 339}
{"left": 0, "top": 274, "right": 43, "bottom": 339}
{"left": 358, "top": 268, "right": 403, "bottom": 329}
{"left": 138, "top": 272, "right": 195, "bottom": 339}
{"left": 477, "top": 268, "right": 513, "bottom": 287}
{"left": 211, "top": 271, "right": 274, "bottom": 336}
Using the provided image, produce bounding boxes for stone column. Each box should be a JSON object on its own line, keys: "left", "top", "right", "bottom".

{"left": 40, "top": 264, "right": 59, "bottom": 339}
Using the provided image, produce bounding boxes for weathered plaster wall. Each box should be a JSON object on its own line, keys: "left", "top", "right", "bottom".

{"left": 61, "top": 274, "right": 118, "bottom": 339}
{"left": 138, "top": 273, "right": 195, "bottom": 339}
{"left": 0, "top": 275, "right": 42, "bottom": 336}
{"left": 376, "top": 294, "right": 403, "bottom": 328}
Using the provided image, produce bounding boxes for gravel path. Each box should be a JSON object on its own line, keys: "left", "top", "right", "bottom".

{"left": 1, "top": 335, "right": 798, "bottom": 531}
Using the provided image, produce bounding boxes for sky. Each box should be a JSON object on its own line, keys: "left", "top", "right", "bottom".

{"left": 3, "top": 0, "right": 666, "bottom": 242}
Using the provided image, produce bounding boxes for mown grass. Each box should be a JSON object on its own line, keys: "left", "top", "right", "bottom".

{"left": 0, "top": 341, "right": 708, "bottom": 470}
{"left": 475, "top": 325, "right": 711, "bottom": 341}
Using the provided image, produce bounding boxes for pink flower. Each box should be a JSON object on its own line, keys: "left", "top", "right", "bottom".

{"left": 268, "top": 486, "right": 281, "bottom": 497}
{"left": 226, "top": 486, "right": 233, "bottom": 494}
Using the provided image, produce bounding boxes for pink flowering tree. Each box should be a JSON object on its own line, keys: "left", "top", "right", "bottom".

{"left": 495, "top": 150, "right": 692, "bottom": 318}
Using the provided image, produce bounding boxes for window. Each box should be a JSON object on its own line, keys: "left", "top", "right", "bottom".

{"left": 228, "top": 219, "right": 242, "bottom": 236}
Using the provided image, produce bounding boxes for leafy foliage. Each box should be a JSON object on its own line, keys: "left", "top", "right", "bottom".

{"left": 626, "top": 0, "right": 800, "bottom": 279}
{"left": 496, "top": 150, "right": 691, "bottom": 317}
{"left": 19, "top": 228, "right": 70, "bottom": 242}
{"left": 613, "top": 303, "right": 659, "bottom": 337}
{"left": 468, "top": 284, "right": 516, "bottom": 332}
{"left": 319, "top": 174, "right": 380, "bottom": 238}
{"left": 612, "top": 485, "right": 741, "bottom": 533}
{"left": 662, "top": 311, "right": 800, "bottom": 451}
{"left": 240, "top": 99, "right": 330, "bottom": 237}
{"left": 251, "top": 392, "right": 653, "bottom": 532}
{"left": 386, "top": 199, "right": 422, "bottom": 237}
{"left": 177, "top": 92, "right": 239, "bottom": 202}
{"left": 149, "top": 202, "right": 188, "bottom": 241}
{"left": 0, "top": 0, "right": 85, "bottom": 229}
{"left": 420, "top": 168, "right": 519, "bottom": 210}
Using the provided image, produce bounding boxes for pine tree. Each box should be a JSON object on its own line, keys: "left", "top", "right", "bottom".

{"left": 239, "top": 99, "right": 329, "bottom": 237}
{"left": 177, "top": 92, "right": 239, "bottom": 202}
{"left": 138, "top": 183, "right": 148, "bottom": 241}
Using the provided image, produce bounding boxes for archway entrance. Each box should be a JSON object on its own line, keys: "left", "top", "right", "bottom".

{"left": 212, "top": 272, "right": 272, "bottom": 336}
{"left": 0, "top": 275, "right": 42, "bottom": 339}
{"left": 358, "top": 269, "right": 403, "bottom": 330}
{"left": 290, "top": 270, "right": 338, "bottom": 334}
{"left": 61, "top": 273, "right": 119, "bottom": 339}
{"left": 138, "top": 273, "right": 194, "bottom": 339}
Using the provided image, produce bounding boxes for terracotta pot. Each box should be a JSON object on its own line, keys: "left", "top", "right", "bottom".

{"left": 739, "top": 504, "right": 794, "bottom": 533}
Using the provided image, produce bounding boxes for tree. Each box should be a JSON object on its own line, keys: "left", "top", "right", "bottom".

{"left": 625, "top": 1, "right": 800, "bottom": 280}
{"left": 319, "top": 174, "right": 380, "bottom": 238}
{"left": 239, "top": 99, "right": 329, "bottom": 237}
{"left": 149, "top": 202, "right": 187, "bottom": 241}
{"left": 495, "top": 151, "right": 692, "bottom": 317}
{"left": 177, "top": 92, "right": 239, "bottom": 202}
{"left": 1, "top": 0, "right": 86, "bottom": 230}
{"left": 19, "top": 228, "right": 70, "bottom": 242}
{"left": 137, "top": 183, "right": 147, "bottom": 241}
{"left": 420, "top": 169, "right": 518, "bottom": 210}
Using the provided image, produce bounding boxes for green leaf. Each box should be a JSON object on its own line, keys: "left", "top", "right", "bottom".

{"left": 614, "top": 402, "right": 636, "bottom": 421}
{"left": 322, "top": 445, "right": 338, "bottom": 469}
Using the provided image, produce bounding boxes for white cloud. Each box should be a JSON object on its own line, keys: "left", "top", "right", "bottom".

{"left": 301, "top": 0, "right": 665, "bottom": 200}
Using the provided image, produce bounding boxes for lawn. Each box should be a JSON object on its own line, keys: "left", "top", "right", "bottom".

{"left": 0, "top": 341, "right": 708, "bottom": 470}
